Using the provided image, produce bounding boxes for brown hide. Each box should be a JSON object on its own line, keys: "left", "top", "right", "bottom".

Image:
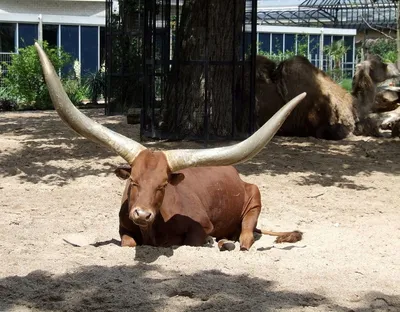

{"left": 352, "top": 55, "right": 400, "bottom": 117}
{"left": 257, "top": 55, "right": 355, "bottom": 140}
{"left": 117, "top": 160, "right": 263, "bottom": 250}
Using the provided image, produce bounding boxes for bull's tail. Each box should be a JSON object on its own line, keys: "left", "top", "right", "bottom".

{"left": 254, "top": 228, "right": 303, "bottom": 244}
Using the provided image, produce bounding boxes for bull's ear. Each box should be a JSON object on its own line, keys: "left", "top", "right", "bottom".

{"left": 169, "top": 173, "right": 185, "bottom": 185}
{"left": 115, "top": 164, "right": 132, "bottom": 180}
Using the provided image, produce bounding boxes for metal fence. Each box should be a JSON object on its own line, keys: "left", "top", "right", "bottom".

{"left": 105, "top": 0, "right": 259, "bottom": 142}
{"left": 0, "top": 52, "right": 14, "bottom": 87}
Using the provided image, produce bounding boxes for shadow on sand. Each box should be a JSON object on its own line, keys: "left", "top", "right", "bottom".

{"left": 1, "top": 264, "right": 399, "bottom": 311}
{"left": 1, "top": 109, "right": 399, "bottom": 189}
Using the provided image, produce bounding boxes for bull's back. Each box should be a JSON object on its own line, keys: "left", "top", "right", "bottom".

{"left": 164, "top": 166, "right": 252, "bottom": 238}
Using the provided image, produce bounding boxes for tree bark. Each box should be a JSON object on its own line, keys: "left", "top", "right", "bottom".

{"left": 162, "top": 0, "right": 245, "bottom": 138}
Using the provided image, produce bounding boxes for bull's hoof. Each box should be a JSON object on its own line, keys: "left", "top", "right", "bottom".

{"left": 218, "top": 239, "right": 236, "bottom": 251}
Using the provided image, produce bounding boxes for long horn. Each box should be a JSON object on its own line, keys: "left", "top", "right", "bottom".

{"left": 35, "top": 42, "right": 146, "bottom": 164}
{"left": 164, "top": 92, "right": 306, "bottom": 172}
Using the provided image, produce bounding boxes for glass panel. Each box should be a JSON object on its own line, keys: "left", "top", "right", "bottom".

{"left": 284, "top": 34, "right": 295, "bottom": 53}
{"left": 259, "top": 33, "right": 270, "bottom": 54}
{"left": 271, "top": 33, "right": 283, "bottom": 53}
{"left": 19, "top": 24, "right": 38, "bottom": 48}
{"left": 296, "top": 34, "right": 308, "bottom": 56}
{"left": 81, "top": 26, "right": 99, "bottom": 76}
{"left": 0, "top": 23, "right": 16, "bottom": 52}
{"left": 309, "top": 34, "right": 320, "bottom": 66}
{"left": 322, "top": 35, "right": 332, "bottom": 71}
{"left": 244, "top": 32, "right": 252, "bottom": 56}
{"left": 343, "top": 36, "right": 354, "bottom": 78}
{"left": 333, "top": 35, "right": 343, "bottom": 42}
{"left": 61, "top": 25, "right": 79, "bottom": 76}
{"left": 343, "top": 36, "right": 353, "bottom": 61}
{"left": 43, "top": 25, "right": 59, "bottom": 47}
{"left": 323, "top": 35, "right": 331, "bottom": 47}
{"left": 100, "top": 26, "right": 105, "bottom": 67}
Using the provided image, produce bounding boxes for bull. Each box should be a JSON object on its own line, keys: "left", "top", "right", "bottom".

{"left": 35, "top": 43, "right": 305, "bottom": 251}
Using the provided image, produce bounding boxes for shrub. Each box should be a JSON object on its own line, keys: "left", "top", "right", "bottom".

{"left": 340, "top": 78, "right": 353, "bottom": 92}
{"left": 83, "top": 69, "right": 105, "bottom": 104}
{"left": 62, "top": 79, "right": 89, "bottom": 106}
{"left": 367, "top": 39, "right": 397, "bottom": 63}
{"left": 2, "top": 41, "right": 72, "bottom": 110}
{"left": 0, "top": 86, "right": 17, "bottom": 111}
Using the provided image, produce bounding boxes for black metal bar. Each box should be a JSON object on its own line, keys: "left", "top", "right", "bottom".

{"left": 142, "top": 0, "right": 149, "bottom": 139}
{"left": 203, "top": 0, "right": 210, "bottom": 147}
{"left": 240, "top": 0, "right": 246, "bottom": 136}
{"left": 249, "top": 0, "right": 257, "bottom": 135}
{"left": 174, "top": 0, "right": 180, "bottom": 136}
{"left": 151, "top": 0, "right": 156, "bottom": 137}
{"left": 231, "top": 0, "right": 237, "bottom": 138}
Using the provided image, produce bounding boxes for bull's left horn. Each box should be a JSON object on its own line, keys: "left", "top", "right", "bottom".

{"left": 35, "top": 42, "right": 146, "bottom": 164}
{"left": 164, "top": 92, "right": 306, "bottom": 172}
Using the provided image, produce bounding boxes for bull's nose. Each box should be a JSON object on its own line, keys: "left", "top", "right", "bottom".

{"left": 130, "top": 207, "right": 154, "bottom": 224}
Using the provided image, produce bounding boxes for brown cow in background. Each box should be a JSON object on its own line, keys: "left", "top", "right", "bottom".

{"left": 35, "top": 43, "right": 304, "bottom": 251}
{"left": 254, "top": 54, "right": 400, "bottom": 139}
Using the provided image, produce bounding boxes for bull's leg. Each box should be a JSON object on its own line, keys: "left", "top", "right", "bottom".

{"left": 183, "top": 222, "right": 208, "bottom": 247}
{"left": 239, "top": 184, "right": 262, "bottom": 251}
{"left": 119, "top": 201, "right": 143, "bottom": 247}
{"left": 121, "top": 234, "right": 138, "bottom": 247}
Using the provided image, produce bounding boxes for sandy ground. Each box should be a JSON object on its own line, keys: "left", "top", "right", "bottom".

{"left": 0, "top": 109, "right": 399, "bottom": 312}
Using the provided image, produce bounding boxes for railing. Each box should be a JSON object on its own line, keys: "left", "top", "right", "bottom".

{"left": 0, "top": 52, "right": 15, "bottom": 87}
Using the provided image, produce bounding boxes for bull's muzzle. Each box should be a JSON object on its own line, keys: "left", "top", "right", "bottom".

{"left": 129, "top": 207, "right": 155, "bottom": 226}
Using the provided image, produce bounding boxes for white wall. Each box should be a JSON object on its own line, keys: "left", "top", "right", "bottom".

{"left": 0, "top": 0, "right": 105, "bottom": 26}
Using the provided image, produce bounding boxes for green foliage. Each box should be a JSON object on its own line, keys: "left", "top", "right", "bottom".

{"left": 340, "top": 78, "right": 353, "bottom": 92}
{"left": 258, "top": 34, "right": 311, "bottom": 62}
{"left": 0, "top": 86, "right": 17, "bottom": 111}
{"left": 323, "top": 39, "right": 349, "bottom": 83}
{"left": 2, "top": 41, "right": 72, "bottom": 110}
{"left": 367, "top": 39, "right": 397, "bottom": 63}
{"left": 323, "top": 39, "right": 349, "bottom": 64}
{"left": 83, "top": 69, "right": 105, "bottom": 104}
{"left": 62, "top": 79, "right": 89, "bottom": 106}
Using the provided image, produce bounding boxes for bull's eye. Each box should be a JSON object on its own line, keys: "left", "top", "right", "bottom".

{"left": 130, "top": 181, "right": 139, "bottom": 187}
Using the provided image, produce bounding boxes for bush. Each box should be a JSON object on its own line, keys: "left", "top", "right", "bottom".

{"left": 2, "top": 41, "right": 72, "bottom": 110}
{"left": 83, "top": 69, "right": 105, "bottom": 104}
{"left": 0, "top": 87, "right": 17, "bottom": 111}
{"left": 340, "top": 78, "right": 353, "bottom": 92}
{"left": 367, "top": 39, "right": 397, "bottom": 63}
{"left": 62, "top": 79, "right": 89, "bottom": 106}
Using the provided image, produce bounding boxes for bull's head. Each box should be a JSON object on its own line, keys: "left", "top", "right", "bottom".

{"left": 35, "top": 42, "right": 306, "bottom": 227}
{"left": 114, "top": 151, "right": 185, "bottom": 226}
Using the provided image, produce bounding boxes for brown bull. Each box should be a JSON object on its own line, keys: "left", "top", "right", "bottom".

{"left": 35, "top": 43, "right": 305, "bottom": 251}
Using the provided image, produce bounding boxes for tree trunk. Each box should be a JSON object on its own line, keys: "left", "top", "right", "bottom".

{"left": 162, "top": 0, "right": 244, "bottom": 138}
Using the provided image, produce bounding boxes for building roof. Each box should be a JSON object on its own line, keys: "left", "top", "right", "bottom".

{"left": 247, "top": 0, "right": 397, "bottom": 30}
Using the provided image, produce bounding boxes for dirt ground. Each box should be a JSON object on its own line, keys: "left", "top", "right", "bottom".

{"left": 0, "top": 109, "right": 399, "bottom": 312}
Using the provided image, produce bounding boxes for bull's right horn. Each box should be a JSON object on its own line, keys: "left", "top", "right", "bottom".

{"left": 35, "top": 42, "right": 146, "bottom": 164}
{"left": 164, "top": 92, "right": 306, "bottom": 172}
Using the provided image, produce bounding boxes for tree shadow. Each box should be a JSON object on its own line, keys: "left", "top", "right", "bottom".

{"left": 1, "top": 109, "right": 399, "bottom": 188}
{"left": 0, "top": 265, "right": 398, "bottom": 311}
{"left": 0, "top": 110, "right": 140, "bottom": 186}
{"left": 234, "top": 136, "right": 400, "bottom": 190}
